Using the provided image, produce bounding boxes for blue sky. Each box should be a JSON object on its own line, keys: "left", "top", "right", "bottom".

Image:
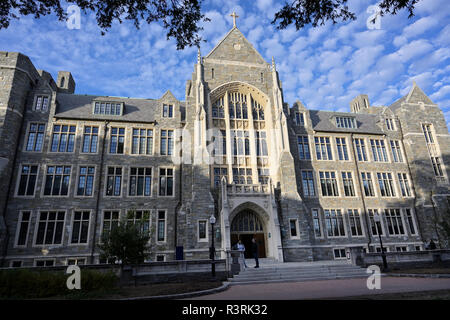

{"left": 1, "top": 0, "right": 449, "bottom": 128}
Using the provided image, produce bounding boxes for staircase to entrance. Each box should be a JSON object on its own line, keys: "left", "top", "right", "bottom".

{"left": 228, "top": 258, "right": 368, "bottom": 285}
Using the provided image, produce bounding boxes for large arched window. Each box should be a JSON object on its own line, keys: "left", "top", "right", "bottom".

{"left": 231, "top": 210, "right": 264, "bottom": 233}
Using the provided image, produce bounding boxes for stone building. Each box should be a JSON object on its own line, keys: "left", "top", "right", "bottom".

{"left": 0, "top": 22, "right": 449, "bottom": 267}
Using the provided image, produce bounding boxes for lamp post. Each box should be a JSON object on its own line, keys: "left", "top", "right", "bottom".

{"left": 374, "top": 213, "right": 388, "bottom": 271}
{"left": 209, "top": 214, "right": 216, "bottom": 278}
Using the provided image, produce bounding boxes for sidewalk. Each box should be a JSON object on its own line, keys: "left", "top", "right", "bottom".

{"left": 189, "top": 277, "right": 450, "bottom": 300}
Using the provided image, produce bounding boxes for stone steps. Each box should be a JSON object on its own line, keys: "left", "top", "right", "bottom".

{"left": 228, "top": 261, "right": 368, "bottom": 285}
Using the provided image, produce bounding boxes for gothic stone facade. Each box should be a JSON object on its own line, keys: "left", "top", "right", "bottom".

{"left": 0, "top": 26, "right": 449, "bottom": 267}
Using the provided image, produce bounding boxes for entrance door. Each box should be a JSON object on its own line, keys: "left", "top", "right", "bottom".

{"left": 230, "top": 210, "right": 266, "bottom": 258}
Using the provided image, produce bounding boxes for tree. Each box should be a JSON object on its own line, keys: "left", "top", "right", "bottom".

{"left": 1, "top": 0, "right": 421, "bottom": 50}
{"left": 0, "top": 0, "right": 209, "bottom": 49}
{"left": 271, "top": 0, "right": 420, "bottom": 30}
{"left": 98, "top": 209, "right": 152, "bottom": 269}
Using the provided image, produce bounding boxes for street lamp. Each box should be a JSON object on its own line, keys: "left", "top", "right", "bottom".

{"left": 374, "top": 213, "right": 388, "bottom": 271}
{"left": 209, "top": 214, "right": 216, "bottom": 278}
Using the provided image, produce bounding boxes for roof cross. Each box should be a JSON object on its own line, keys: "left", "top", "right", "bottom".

{"left": 230, "top": 11, "right": 239, "bottom": 27}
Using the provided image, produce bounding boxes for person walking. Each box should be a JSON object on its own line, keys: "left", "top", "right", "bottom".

{"left": 252, "top": 237, "right": 259, "bottom": 268}
{"left": 237, "top": 239, "right": 247, "bottom": 268}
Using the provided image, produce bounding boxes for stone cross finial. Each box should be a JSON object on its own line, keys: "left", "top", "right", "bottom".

{"left": 230, "top": 11, "right": 239, "bottom": 27}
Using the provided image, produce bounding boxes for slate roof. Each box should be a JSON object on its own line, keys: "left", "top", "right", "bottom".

{"left": 309, "top": 110, "right": 384, "bottom": 135}
{"left": 55, "top": 93, "right": 184, "bottom": 123}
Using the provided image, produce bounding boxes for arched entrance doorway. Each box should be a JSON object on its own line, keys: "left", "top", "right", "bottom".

{"left": 230, "top": 210, "right": 266, "bottom": 258}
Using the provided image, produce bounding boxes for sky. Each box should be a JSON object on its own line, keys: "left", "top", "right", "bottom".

{"left": 1, "top": 0, "right": 449, "bottom": 128}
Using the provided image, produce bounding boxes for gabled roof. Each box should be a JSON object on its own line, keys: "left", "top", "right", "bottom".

{"left": 204, "top": 27, "right": 267, "bottom": 65}
{"left": 389, "top": 82, "right": 435, "bottom": 112}
{"left": 55, "top": 93, "right": 160, "bottom": 123}
{"left": 309, "top": 110, "right": 384, "bottom": 135}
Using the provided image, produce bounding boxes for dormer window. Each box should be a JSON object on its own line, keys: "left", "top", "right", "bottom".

{"left": 295, "top": 112, "right": 305, "bottom": 126}
{"left": 34, "top": 95, "right": 49, "bottom": 111}
{"left": 163, "top": 104, "right": 174, "bottom": 118}
{"left": 335, "top": 116, "right": 356, "bottom": 129}
{"left": 93, "top": 101, "right": 123, "bottom": 116}
{"left": 385, "top": 118, "right": 396, "bottom": 131}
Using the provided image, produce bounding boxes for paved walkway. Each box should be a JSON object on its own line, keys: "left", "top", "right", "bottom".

{"left": 189, "top": 277, "right": 450, "bottom": 300}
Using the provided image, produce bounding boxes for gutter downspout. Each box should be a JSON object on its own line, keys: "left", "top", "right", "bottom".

{"left": 90, "top": 121, "right": 108, "bottom": 264}
{"left": 350, "top": 133, "right": 372, "bottom": 251}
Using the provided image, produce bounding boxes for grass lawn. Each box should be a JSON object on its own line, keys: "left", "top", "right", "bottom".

{"left": 339, "top": 289, "right": 450, "bottom": 300}
{"left": 43, "top": 281, "right": 224, "bottom": 300}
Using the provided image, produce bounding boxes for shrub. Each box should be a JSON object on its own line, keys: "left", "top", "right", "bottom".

{"left": 0, "top": 268, "right": 118, "bottom": 299}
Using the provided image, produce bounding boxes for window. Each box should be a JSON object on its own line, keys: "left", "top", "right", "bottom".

{"left": 212, "top": 97, "right": 225, "bottom": 118}
{"left": 333, "top": 249, "right": 347, "bottom": 259}
{"left": 11, "top": 261, "right": 22, "bottom": 268}
{"left": 335, "top": 117, "right": 356, "bottom": 128}
{"left": 295, "top": 112, "right": 305, "bottom": 126}
{"left": 43, "top": 166, "right": 71, "bottom": 196}
{"left": 336, "top": 138, "right": 349, "bottom": 161}
{"left": 109, "top": 127, "right": 125, "bottom": 154}
{"left": 233, "top": 168, "right": 252, "bottom": 184}
{"left": 368, "top": 209, "right": 383, "bottom": 236}
{"left": 93, "top": 101, "right": 122, "bottom": 115}
{"left": 319, "top": 171, "right": 339, "bottom": 197}
{"left": 67, "top": 258, "right": 86, "bottom": 266}
{"left": 213, "top": 130, "right": 226, "bottom": 156}
{"left": 126, "top": 210, "right": 150, "bottom": 234}
{"left": 422, "top": 124, "right": 434, "bottom": 143}
{"left": 348, "top": 209, "right": 363, "bottom": 236}
{"left": 396, "top": 246, "right": 407, "bottom": 252}
{"left": 25, "top": 123, "right": 45, "bottom": 151}
{"left": 129, "top": 167, "right": 152, "bottom": 196}
{"left": 50, "top": 125, "right": 76, "bottom": 152}
{"left": 361, "top": 172, "right": 375, "bottom": 197}
{"left": 35, "top": 260, "right": 54, "bottom": 267}
{"left": 228, "top": 92, "right": 248, "bottom": 120}
{"left": 312, "top": 209, "right": 322, "bottom": 238}
{"left": 213, "top": 167, "right": 228, "bottom": 187}
{"left": 16, "top": 211, "right": 31, "bottom": 246}
{"left": 390, "top": 140, "right": 403, "bottom": 163}
{"left": 106, "top": 166, "right": 122, "bottom": 196}
{"left": 160, "top": 130, "right": 174, "bottom": 155}
{"left": 354, "top": 138, "right": 368, "bottom": 161}
{"left": 256, "top": 131, "right": 268, "bottom": 156}
{"left": 384, "top": 209, "right": 405, "bottom": 235}
{"left": 370, "top": 139, "right": 388, "bottom": 162}
{"left": 258, "top": 168, "right": 269, "bottom": 185}
{"left": 198, "top": 220, "right": 207, "bottom": 241}
{"left": 324, "top": 209, "right": 345, "bottom": 237}
{"left": 314, "top": 137, "right": 333, "bottom": 160}
{"left": 301, "top": 170, "right": 315, "bottom": 197}
{"left": 102, "top": 211, "right": 120, "bottom": 235}
{"left": 34, "top": 95, "right": 49, "bottom": 111}
{"left": 251, "top": 97, "right": 264, "bottom": 121}
{"left": 77, "top": 166, "right": 95, "bottom": 196}
{"left": 377, "top": 172, "right": 396, "bottom": 197}
{"left": 156, "top": 255, "right": 165, "bottom": 262}
{"left": 157, "top": 210, "right": 166, "bottom": 242}
{"left": 211, "top": 68, "right": 214, "bottom": 79}
{"left": 159, "top": 168, "right": 174, "bottom": 196}
{"left": 398, "top": 173, "right": 412, "bottom": 197}
{"left": 71, "top": 211, "right": 90, "bottom": 244}
{"left": 82, "top": 126, "right": 99, "bottom": 153}
{"left": 405, "top": 208, "right": 417, "bottom": 235}
{"left": 131, "top": 128, "right": 153, "bottom": 155}
{"left": 385, "top": 118, "right": 396, "bottom": 130}
{"left": 232, "top": 130, "right": 250, "bottom": 156}
{"left": 297, "top": 136, "right": 311, "bottom": 160}
{"left": 35, "top": 211, "right": 65, "bottom": 245}
{"left": 431, "top": 157, "right": 444, "bottom": 177}
{"left": 17, "top": 165, "right": 38, "bottom": 196}
{"left": 162, "top": 104, "right": 174, "bottom": 118}
{"left": 341, "top": 172, "right": 355, "bottom": 197}
{"left": 289, "top": 219, "right": 299, "bottom": 238}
